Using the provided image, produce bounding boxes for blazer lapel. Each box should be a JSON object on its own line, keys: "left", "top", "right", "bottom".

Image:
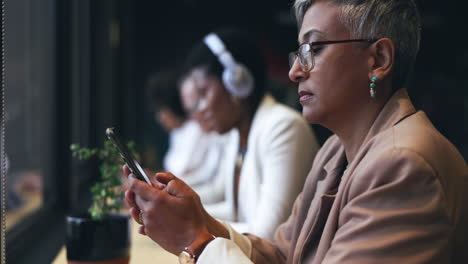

{"left": 291, "top": 89, "right": 417, "bottom": 263}
{"left": 292, "top": 147, "right": 346, "bottom": 263}
{"left": 339, "top": 89, "right": 418, "bottom": 188}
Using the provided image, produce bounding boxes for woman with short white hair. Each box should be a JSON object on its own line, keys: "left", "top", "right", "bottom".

{"left": 124, "top": 1, "right": 467, "bottom": 263}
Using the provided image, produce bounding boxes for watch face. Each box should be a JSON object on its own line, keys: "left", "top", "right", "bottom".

{"left": 179, "top": 251, "right": 195, "bottom": 264}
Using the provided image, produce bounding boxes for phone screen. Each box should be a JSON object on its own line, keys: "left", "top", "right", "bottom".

{"left": 106, "top": 127, "right": 151, "bottom": 184}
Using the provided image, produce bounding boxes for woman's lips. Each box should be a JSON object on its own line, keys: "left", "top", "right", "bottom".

{"left": 299, "top": 90, "right": 314, "bottom": 104}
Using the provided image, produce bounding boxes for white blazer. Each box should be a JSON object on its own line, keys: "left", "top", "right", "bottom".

{"left": 203, "top": 95, "right": 319, "bottom": 240}
{"left": 164, "top": 120, "right": 230, "bottom": 187}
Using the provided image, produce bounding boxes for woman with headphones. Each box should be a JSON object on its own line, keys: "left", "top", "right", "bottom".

{"left": 176, "top": 28, "right": 319, "bottom": 240}
{"left": 129, "top": 28, "right": 319, "bottom": 241}
{"left": 124, "top": 2, "right": 467, "bottom": 262}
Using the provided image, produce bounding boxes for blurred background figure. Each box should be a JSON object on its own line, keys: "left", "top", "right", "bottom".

{"left": 146, "top": 70, "right": 231, "bottom": 188}
{"left": 2, "top": 110, "right": 43, "bottom": 213}
{"left": 180, "top": 28, "right": 319, "bottom": 239}
{"left": 2, "top": 151, "right": 23, "bottom": 211}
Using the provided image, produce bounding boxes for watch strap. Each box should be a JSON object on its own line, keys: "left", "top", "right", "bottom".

{"left": 184, "top": 231, "right": 216, "bottom": 262}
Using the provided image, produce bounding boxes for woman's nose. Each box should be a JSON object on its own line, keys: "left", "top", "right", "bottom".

{"left": 288, "top": 59, "right": 308, "bottom": 83}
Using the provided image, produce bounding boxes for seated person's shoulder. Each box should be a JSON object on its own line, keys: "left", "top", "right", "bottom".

{"left": 263, "top": 102, "right": 307, "bottom": 127}
{"left": 352, "top": 111, "right": 466, "bottom": 192}
{"left": 253, "top": 99, "right": 312, "bottom": 139}
{"left": 391, "top": 112, "right": 466, "bottom": 174}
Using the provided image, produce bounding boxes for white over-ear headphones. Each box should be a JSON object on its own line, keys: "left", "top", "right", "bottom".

{"left": 203, "top": 33, "right": 254, "bottom": 98}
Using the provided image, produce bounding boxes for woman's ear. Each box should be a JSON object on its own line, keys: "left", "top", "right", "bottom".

{"left": 368, "top": 38, "right": 395, "bottom": 81}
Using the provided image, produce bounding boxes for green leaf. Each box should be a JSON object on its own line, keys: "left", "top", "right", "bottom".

{"left": 70, "top": 144, "right": 80, "bottom": 152}
{"left": 72, "top": 138, "right": 136, "bottom": 220}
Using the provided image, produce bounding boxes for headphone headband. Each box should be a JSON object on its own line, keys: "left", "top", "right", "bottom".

{"left": 203, "top": 32, "right": 254, "bottom": 98}
{"left": 203, "top": 33, "right": 225, "bottom": 56}
{"left": 204, "top": 33, "right": 236, "bottom": 69}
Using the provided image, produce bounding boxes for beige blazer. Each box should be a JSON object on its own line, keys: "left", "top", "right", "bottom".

{"left": 201, "top": 89, "right": 467, "bottom": 264}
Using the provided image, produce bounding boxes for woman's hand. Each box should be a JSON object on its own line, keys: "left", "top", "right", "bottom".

{"left": 122, "top": 165, "right": 228, "bottom": 255}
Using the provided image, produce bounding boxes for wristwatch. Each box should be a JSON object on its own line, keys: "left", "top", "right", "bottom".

{"left": 178, "top": 232, "right": 216, "bottom": 264}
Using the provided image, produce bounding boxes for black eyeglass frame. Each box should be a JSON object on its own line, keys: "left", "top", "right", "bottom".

{"left": 289, "top": 39, "right": 378, "bottom": 72}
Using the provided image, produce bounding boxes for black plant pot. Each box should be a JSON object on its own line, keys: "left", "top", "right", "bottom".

{"left": 66, "top": 213, "right": 131, "bottom": 264}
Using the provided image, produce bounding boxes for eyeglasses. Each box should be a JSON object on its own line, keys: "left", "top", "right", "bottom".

{"left": 288, "top": 39, "right": 377, "bottom": 72}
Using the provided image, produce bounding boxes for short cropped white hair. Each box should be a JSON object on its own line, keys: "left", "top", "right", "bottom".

{"left": 293, "top": 0, "right": 421, "bottom": 90}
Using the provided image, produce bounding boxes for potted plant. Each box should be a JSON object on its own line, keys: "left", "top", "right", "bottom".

{"left": 66, "top": 139, "right": 138, "bottom": 264}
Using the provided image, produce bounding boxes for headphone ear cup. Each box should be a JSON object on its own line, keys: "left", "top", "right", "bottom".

{"left": 222, "top": 63, "right": 254, "bottom": 98}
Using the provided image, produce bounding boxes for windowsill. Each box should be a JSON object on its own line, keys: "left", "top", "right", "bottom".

{"left": 52, "top": 218, "right": 178, "bottom": 263}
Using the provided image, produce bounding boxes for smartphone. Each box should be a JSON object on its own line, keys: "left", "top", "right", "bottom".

{"left": 105, "top": 127, "right": 151, "bottom": 184}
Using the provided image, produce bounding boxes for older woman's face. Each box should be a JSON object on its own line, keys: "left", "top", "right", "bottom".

{"left": 289, "top": 1, "right": 372, "bottom": 127}
{"left": 185, "top": 69, "right": 241, "bottom": 134}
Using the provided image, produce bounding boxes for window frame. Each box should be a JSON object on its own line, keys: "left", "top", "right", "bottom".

{"left": 5, "top": 0, "right": 134, "bottom": 262}
{"left": 6, "top": 0, "right": 139, "bottom": 261}
{"left": 5, "top": 0, "right": 67, "bottom": 262}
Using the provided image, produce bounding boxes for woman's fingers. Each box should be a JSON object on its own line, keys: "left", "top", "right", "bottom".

{"left": 155, "top": 172, "right": 190, "bottom": 197}
{"left": 150, "top": 173, "right": 166, "bottom": 190}
{"left": 144, "top": 169, "right": 166, "bottom": 189}
{"left": 122, "top": 164, "right": 131, "bottom": 178}
{"left": 124, "top": 171, "right": 209, "bottom": 254}
{"left": 129, "top": 206, "right": 143, "bottom": 225}
{"left": 124, "top": 189, "right": 138, "bottom": 208}
{"left": 155, "top": 172, "right": 176, "bottom": 185}
{"left": 161, "top": 174, "right": 193, "bottom": 198}
{"left": 128, "top": 174, "right": 160, "bottom": 201}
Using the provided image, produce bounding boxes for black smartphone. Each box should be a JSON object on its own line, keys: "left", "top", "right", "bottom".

{"left": 105, "top": 127, "right": 151, "bottom": 184}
